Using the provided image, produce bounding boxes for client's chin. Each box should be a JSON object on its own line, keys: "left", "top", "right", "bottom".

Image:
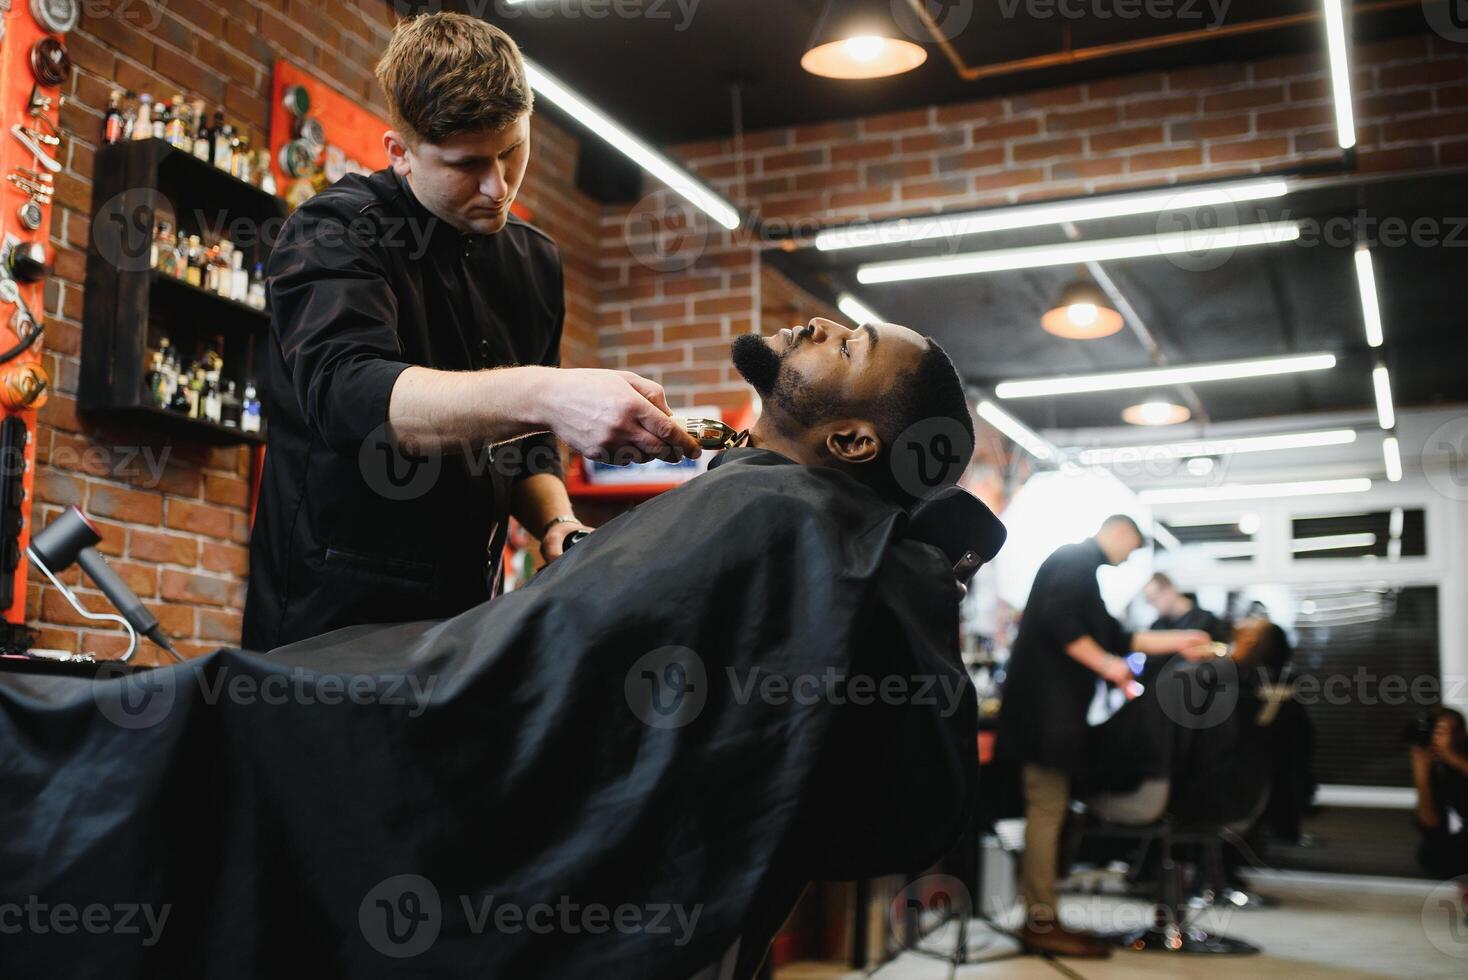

{"left": 730, "top": 332, "right": 782, "bottom": 396}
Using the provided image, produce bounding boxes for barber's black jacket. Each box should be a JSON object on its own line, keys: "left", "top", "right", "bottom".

{"left": 243, "top": 168, "right": 563, "bottom": 650}
{"left": 997, "top": 539, "right": 1134, "bottom": 772}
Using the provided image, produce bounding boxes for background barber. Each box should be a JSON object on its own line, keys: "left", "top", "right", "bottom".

{"left": 997, "top": 515, "right": 1211, "bottom": 958}
{"left": 244, "top": 14, "right": 700, "bottom": 650}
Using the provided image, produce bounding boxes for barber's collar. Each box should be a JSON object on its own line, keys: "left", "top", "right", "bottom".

{"left": 392, "top": 169, "right": 486, "bottom": 254}
{"left": 707, "top": 446, "right": 795, "bottom": 471}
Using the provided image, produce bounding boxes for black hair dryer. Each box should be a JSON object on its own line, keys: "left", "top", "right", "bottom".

{"left": 29, "top": 506, "right": 180, "bottom": 662}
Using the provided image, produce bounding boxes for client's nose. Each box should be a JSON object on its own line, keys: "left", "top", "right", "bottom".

{"left": 807, "top": 317, "right": 840, "bottom": 343}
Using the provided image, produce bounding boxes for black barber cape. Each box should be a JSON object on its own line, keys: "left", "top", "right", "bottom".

{"left": 997, "top": 540, "right": 1133, "bottom": 773}
{"left": 1, "top": 449, "right": 977, "bottom": 979}
{"left": 244, "top": 167, "right": 563, "bottom": 651}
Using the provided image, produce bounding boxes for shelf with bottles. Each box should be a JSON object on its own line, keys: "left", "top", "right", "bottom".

{"left": 103, "top": 90, "right": 280, "bottom": 203}
{"left": 138, "top": 330, "right": 265, "bottom": 445}
{"left": 150, "top": 216, "right": 269, "bottom": 323}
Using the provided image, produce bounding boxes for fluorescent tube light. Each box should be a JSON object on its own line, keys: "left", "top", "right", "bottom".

{"left": 1323, "top": 0, "right": 1357, "bottom": 149}
{"left": 1139, "top": 477, "right": 1373, "bottom": 504}
{"left": 816, "top": 178, "right": 1289, "bottom": 251}
{"left": 1292, "top": 532, "right": 1378, "bottom": 553}
{"left": 996, "top": 353, "right": 1336, "bottom": 400}
{"left": 1354, "top": 246, "right": 1384, "bottom": 348}
{"left": 1372, "top": 364, "right": 1395, "bottom": 430}
{"left": 977, "top": 400, "right": 1055, "bottom": 461}
{"left": 523, "top": 58, "right": 741, "bottom": 230}
{"left": 856, "top": 223, "right": 1300, "bottom": 284}
{"left": 836, "top": 293, "right": 882, "bottom": 326}
{"left": 1075, "top": 428, "right": 1357, "bottom": 465}
{"left": 1383, "top": 435, "right": 1403, "bottom": 482}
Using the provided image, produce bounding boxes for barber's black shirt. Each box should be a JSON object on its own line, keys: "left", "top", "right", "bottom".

{"left": 243, "top": 168, "right": 563, "bottom": 650}
{"left": 998, "top": 540, "right": 1133, "bottom": 772}
{"left": 1141, "top": 605, "right": 1229, "bottom": 687}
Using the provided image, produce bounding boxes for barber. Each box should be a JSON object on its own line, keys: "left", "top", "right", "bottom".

{"left": 243, "top": 13, "right": 700, "bottom": 649}
{"left": 997, "top": 515, "right": 1211, "bottom": 958}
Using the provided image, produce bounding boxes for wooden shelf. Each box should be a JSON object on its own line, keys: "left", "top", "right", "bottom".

{"left": 81, "top": 139, "right": 286, "bottom": 444}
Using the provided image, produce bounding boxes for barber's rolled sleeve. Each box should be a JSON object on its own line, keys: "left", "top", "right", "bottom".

{"left": 268, "top": 208, "right": 412, "bottom": 455}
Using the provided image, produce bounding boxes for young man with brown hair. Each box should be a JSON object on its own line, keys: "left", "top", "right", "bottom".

{"left": 245, "top": 13, "right": 701, "bottom": 649}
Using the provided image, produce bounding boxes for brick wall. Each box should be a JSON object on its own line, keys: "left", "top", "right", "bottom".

{"left": 597, "top": 32, "right": 1468, "bottom": 408}
{"left": 31, "top": 0, "right": 605, "bottom": 661}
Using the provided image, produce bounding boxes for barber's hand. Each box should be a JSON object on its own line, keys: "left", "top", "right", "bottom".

{"left": 1173, "top": 630, "right": 1215, "bottom": 659}
{"left": 540, "top": 520, "right": 594, "bottom": 563}
{"left": 1099, "top": 655, "right": 1139, "bottom": 700}
{"left": 543, "top": 369, "right": 702, "bottom": 464}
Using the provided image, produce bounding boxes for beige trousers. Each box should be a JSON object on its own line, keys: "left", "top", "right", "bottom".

{"left": 1019, "top": 764, "right": 1071, "bottom": 926}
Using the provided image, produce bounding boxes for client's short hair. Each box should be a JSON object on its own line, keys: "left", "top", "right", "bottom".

{"left": 1102, "top": 513, "right": 1145, "bottom": 544}
{"left": 865, "top": 339, "right": 975, "bottom": 507}
{"left": 1149, "top": 572, "right": 1176, "bottom": 590}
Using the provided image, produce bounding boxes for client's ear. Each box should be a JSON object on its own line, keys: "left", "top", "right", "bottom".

{"left": 825, "top": 421, "right": 882, "bottom": 466}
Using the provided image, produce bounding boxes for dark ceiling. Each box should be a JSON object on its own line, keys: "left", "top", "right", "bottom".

{"left": 766, "top": 169, "right": 1468, "bottom": 431}
{"left": 443, "top": 0, "right": 1430, "bottom": 144}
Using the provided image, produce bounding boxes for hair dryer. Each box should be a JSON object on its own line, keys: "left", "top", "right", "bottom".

{"left": 28, "top": 505, "right": 179, "bottom": 661}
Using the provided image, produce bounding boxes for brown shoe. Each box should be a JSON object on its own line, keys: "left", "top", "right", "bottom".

{"left": 1017, "top": 922, "right": 1113, "bottom": 958}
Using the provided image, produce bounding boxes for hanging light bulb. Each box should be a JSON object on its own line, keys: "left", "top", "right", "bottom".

{"left": 1123, "top": 400, "right": 1191, "bottom": 426}
{"left": 1041, "top": 279, "right": 1124, "bottom": 339}
{"left": 801, "top": 0, "right": 928, "bottom": 80}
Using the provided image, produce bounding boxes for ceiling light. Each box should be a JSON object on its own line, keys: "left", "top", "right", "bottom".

{"left": 815, "top": 178, "right": 1290, "bottom": 251}
{"left": 977, "top": 400, "right": 1056, "bottom": 461}
{"left": 1075, "top": 428, "right": 1357, "bottom": 466}
{"left": 1372, "top": 363, "right": 1395, "bottom": 430}
{"left": 1041, "top": 280, "right": 1124, "bottom": 339}
{"left": 1140, "top": 478, "right": 1373, "bottom": 505}
{"left": 1293, "top": 532, "right": 1378, "bottom": 553}
{"left": 1186, "top": 457, "right": 1216, "bottom": 476}
{"left": 996, "top": 353, "right": 1336, "bottom": 399}
{"left": 857, "top": 222, "right": 1301, "bottom": 283}
{"left": 523, "top": 58, "right": 741, "bottom": 230}
{"left": 1124, "top": 401, "right": 1192, "bottom": 426}
{"left": 1354, "top": 246, "right": 1384, "bottom": 348}
{"left": 836, "top": 293, "right": 882, "bottom": 326}
{"left": 1383, "top": 435, "right": 1403, "bottom": 482}
{"left": 1323, "top": 0, "right": 1357, "bottom": 149}
{"left": 801, "top": 0, "right": 927, "bottom": 79}
{"left": 1238, "top": 513, "right": 1262, "bottom": 535}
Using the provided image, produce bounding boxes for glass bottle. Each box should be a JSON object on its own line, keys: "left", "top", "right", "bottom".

{"left": 220, "top": 380, "right": 242, "bottom": 428}
{"left": 193, "top": 109, "right": 213, "bottom": 162}
{"left": 257, "top": 149, "right": 276, "bottom": 194}
{"left": 213, "top": 118, "right": 232, "bottom": 171}
{"left": 169, "top": 360, "right": 192, "bottom": 413}
{"left": 230, "top": 249, "right": 248, "bottom": 303}
{"left": 164, "top": 95, "right": 186, "bottom": 146}
{"left": 241, "top": 380, "right": 262, "bottom": 433}
{"left": 248, "top": 262, "right": 267, "bottom": 309}
{"left": 184, "top": 235, "right": 203, "bottom": 287}
{"left": 151, "top": 96, "right": 167, "bottom": 141}
{"left": 187, "top": 365, "right": 206, "bottom": 419}
{"left": 103, "top": 90, "right": 124, "bottom": 144}
{"left": 132, "top": 94, "right": 152, "bottom": 141}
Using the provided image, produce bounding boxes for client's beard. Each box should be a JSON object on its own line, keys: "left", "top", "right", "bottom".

{"left": 730, "top": 333, "right": 849, "bottom": 432}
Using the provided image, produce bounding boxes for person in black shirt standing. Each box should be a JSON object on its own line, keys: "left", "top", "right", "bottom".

{"left": 1140, "top": 572, "right": 1230, "bottom": 687}
{"left": 997, "top": 515, "right": 1211, "bottom": 957}
{"left": 243, "top": 13, "right": 701, "bottom": 649}
{"left": 1413, "top": 707, "right": 1468, "bottom": 879}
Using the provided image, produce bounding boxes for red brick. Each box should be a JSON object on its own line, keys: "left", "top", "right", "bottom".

{"left": 153, "top": 46, "right": 226, "bottom": 106}
{"left": 1355, "top": 35, "right": 1430, "bottom": 66}
{"left": 839, "top": 139, "right": 898, "bottom": 164}
{"left": 936, "top": 147, "right": 1005, "bottom": 173}
{"left": 900, "top": 131, "right": 966, "bottom": 154}
{"left": 1129, "top": 147, "right": 1205, "bottom": 173}
{"left": 1086, "top": 73, "right": 1166, "bottom": 101}
{"left": 203, "top": 473, "right": 250, "bottom": 508}
{"left": 629, "top": 301, "right": 687, "bottom": 324}
{"left": 1090, "top": 126, "right": 1165, "bottom": 152}
{"left": 861, "top": 108, "right": 932, "bottom": 134}
{"left": 130, "top": 529, "right": 200, "bottom": 566}
{"left": 1256, "top": 105, "right": 1336, "bottom": 133}
{"left": 1051, "top": 158, "right": 1127, "bottom": 181}
{"left": 1252, "top": 53, "right": 1323, "bottom": 81}
{"left": 829, "top": 188, "right": 894, "bottom": 210}
{"left": 1442, "top": 141, "right": 1468, "bottom": 166}
{"left": 1123, "top": 96, "right": 1199, "bottom": 121}
{"left": 693, "top": 295, "right": 752, "bottom": 316}
{"left": 970, "top": 117, "right": 1042, "bottom": 145}
{"left": 81, "top": 16, "right": 155, "bottom": 66}
{"left": 899, "top": 177, "right": 969, "bottom": 201}
{"left": 1382, "top": 112, "right": 1468, "bottom": 143}
{"left": 864, "top": 159, "right": 932, "bottom": 182}
{"left": 166, "top": 499, "right": 233, "bottom": 539}
{"left": 1202, "top": 86, "right": 1286, "bottom": 114}
{"left": 1358, "top": 90, "right": 1434, "bottom": 119}
{"left": 1170, "top": 115, "right": 1251, "bottom": 142}
{"left": 1012, "top": 137, "right": 1083, "bottom": 162}
{"left": 793, "top": 167, "right": 860, "bottom": 191}
{"left": 202, "top": 542, "right": 249, "bottom": 577}
{"left": 761, "top": 149, "right": 826, "bottom": 173}
{"left": 198, "top": 608, "right": 244, "bottom": 642}
{"left": 87, "top": 483, "right": 163, "bottom": 524}
{"left": 664, "top": 321, "right": 724, "bottom": 343}
{"left": 1169, "top": 64, "right": 1249, "bottom": 90}
{"left": 148, "top": 602, "right": 196, "bottom": 639}
{"left": 935, "top": 98, "right": 1006, "bottom": 125}
{"left": 973, "top": 168, "right": 1045, "bottom": 192}
{"left": 790, "top": 119, "right": 861, "bottom": 143}
{"left": 42, "top": 587, "right": 119, "bottom": 627}
{"left": 1047, "top": 106, "right": 1121, "bottom": 132}
{"left": 161, "top": 569, "right": 237, "bottom": 607}
{"left": 35, "top": 470, "right": 85, "bottom": 508}
{"left": 623, "top": 348, "right": 686, "bottom": 368}
{"left": 109, "top": 560, "right": 159, "bottom": 599}
{"left": 1356, "top": 145, "right": 1437, "bottom": 173}
{"left": 1009, "top": 85, "right": 1085, "bottom": 112}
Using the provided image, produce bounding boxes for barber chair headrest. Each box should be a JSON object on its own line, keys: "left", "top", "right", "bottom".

{"left": 906, "top": 486, "right": 1007, "bottom": 584}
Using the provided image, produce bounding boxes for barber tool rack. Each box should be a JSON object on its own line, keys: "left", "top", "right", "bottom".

{"left": 0, "top": 1, "right": 75, "bottom": 650}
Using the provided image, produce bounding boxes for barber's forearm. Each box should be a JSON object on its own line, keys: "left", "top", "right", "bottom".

{"left": 1132, "top": 630, "right": 1187, "bottom": 655}
{"left": 511, "top": 473, "right": 578, "bottom": 538}
{"left": 1065, "top": 635, "right": 1115, "bottom": 675}
{"left": 387, "top": 364, "right": 553, "bottom": 455}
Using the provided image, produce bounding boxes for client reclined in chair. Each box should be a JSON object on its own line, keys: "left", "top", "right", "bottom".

{"left": 1, "top": 319, "right": 1004, "bottom": 980}
{"left": 1076, "top": 618, "right": 1300, "bottom": 831}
